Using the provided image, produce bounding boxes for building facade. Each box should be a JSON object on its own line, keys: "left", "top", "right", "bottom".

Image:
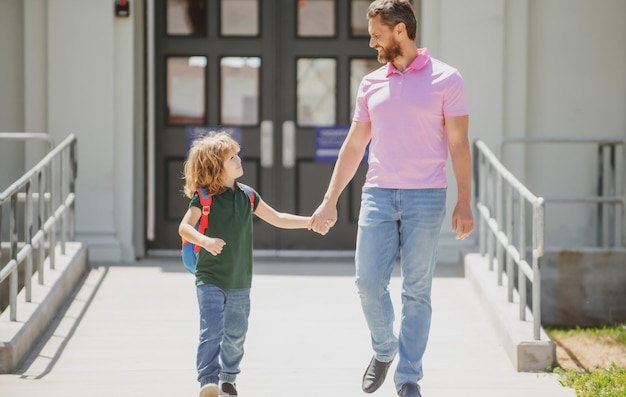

{"left": 0, "top": 0, "right": 624, "bottom": 262}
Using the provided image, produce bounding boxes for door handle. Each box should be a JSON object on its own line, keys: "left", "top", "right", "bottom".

{"left": 260, "top": 120, "right": 273, "bottom": 168}
{"left": 282, "top": 120, "right": 295, "bottom": 169}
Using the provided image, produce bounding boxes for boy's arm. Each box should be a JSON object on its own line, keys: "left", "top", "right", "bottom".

{"left": 178, "top": 206, "right": 226, "bottom": 256}
{"left": 254, "top": 199, "right": 320, "bottom": 232}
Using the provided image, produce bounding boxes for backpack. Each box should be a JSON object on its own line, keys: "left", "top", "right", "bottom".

{"left": 181, "top": 183, "right": 255, "bottom": 274}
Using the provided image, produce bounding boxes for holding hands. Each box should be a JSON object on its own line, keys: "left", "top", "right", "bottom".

{"left": 308, "top": 201, "right": 337, "bottom": 235}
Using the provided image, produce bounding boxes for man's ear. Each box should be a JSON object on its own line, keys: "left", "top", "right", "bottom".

{"left": 395, "top": 22, "right": 407, "bottom": 38}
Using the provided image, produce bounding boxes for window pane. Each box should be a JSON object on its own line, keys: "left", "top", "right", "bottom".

{"left": 221, "top": 0, "right": 259, "bottom": 36}
{"left": 297, "top": 58, "right": 336, "bottom": 126}
{"left": 350, "top": 59, "right": 380, "bottom": 118}
{"left": 351, "top": 0, "right": 370, "bottom": 36}
{"left": 167, "top": 56, "right": 207, "bottom": 125}
{"left": 221, "top": 57, "right": 260, "bottom": 125}
{"left": 298, "top": 0, "right": 335, "bottom": 37}
{"left": 167, "top": 0, "right": 206, "bottom": 36}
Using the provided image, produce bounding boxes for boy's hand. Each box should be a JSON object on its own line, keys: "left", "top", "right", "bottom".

{"left": 202, "top": 237, "right": 226, "bottom": 256}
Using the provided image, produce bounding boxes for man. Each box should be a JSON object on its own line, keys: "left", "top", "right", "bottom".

{"left": 308, "top": 1, "right": 473, "bottom": 396}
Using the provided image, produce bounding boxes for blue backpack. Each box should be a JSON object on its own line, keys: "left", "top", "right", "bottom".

{"left": 181, "top": 183, "right": 255, "bottom": 274}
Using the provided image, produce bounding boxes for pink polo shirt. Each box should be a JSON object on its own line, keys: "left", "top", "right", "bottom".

{"left": 353, "top": 48, "right": 468, "bottom": 189}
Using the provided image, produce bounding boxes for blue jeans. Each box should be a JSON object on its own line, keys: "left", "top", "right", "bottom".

{"left": 196, "top": 284, "right": 250, "bottom": 386}
{"left": 355, "top": 188, "right": 446, "bottom": 390}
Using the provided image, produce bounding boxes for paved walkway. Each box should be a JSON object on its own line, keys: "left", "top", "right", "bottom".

{"left": 0, "top": 258, "right": 575, "bottom": 397}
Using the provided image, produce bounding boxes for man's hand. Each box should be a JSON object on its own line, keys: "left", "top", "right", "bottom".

{"left": 308, "top": 201, "right": 338, "bottom": 235}
{"left": 452, "top": 204, "right": 473, "bottom": 240}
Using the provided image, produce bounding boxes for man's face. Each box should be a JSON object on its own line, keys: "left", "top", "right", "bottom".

{"left": 368, "top": 15, "right": 402, "bottom": 63}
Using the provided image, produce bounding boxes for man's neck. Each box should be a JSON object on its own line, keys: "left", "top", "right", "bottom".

{"left": 392, "top": 45, "right": 419, "bottom": 72}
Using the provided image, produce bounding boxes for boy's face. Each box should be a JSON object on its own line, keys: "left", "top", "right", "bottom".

{"left": 223, "top": 150, "right": 244, "bottom": 180}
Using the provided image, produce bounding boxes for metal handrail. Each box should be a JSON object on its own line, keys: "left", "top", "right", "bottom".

{"left": 499, "top": 137, "right": 625, "bottom": 248}
{"left": 0, "top": 133, "right": 77, "bottom": 321}
{"left": 0, "top": 132, "right": 55, "bottom": 151}
{"left": 473, "top": 140, "right": 545, "bottom": 340}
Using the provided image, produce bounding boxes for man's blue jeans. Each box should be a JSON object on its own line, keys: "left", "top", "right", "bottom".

{"left": 196, "top": 284, "right": 250, "bottom": 387}
{"left": 355, "top": 187, "right": 446, "bottom": 390}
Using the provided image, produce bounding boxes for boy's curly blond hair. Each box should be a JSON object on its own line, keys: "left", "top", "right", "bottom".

{"left": 182, "top": 132, "right": 240, "bottom": 198}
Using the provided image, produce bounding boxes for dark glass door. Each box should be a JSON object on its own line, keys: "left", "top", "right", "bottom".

{"left": 150, "top": 0, "right": 381, "bottom": 251}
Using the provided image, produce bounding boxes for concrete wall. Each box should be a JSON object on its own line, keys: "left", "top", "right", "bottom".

{"left": 423, "top": 0, "right": 626, "bottom": 251}
{"left": 0, "top": 1, "right": 25, "bottom": 189}
{"left": 541, "top": 249, "right": 626, "bottom": 326}
{"left": 1, "top": 0, "right": 142, "bottom": 262}
{"left": 46, "top": 1, "right": 131, "bottom": 261}
{"left": 525, "top": 0, "right": 626, "bottom": 248}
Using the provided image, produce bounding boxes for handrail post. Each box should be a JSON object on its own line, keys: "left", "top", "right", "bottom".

{"left": 607, "top": 143, "right": 616, "bottom": 247}
{"left": 24, "top": 181, "right": 33, "bottom": 302}
{"left": 533, "top": 198, "right": 545, "bottom": 340}
{"left": 596, "top": 143, "right": 604, "bottom": 246}
{"left": 487, "top": 162, "right": 495, "bottom": 270}
{"left": 478, "top": 149, "right": 487, "bottom": 256}
{"left": 506, "top": 184, "right": 514, "bottom": 302}
{"left": 496, "top": 172, "right": 504, "bottom": 286}
{"left": 9, "top": 194, "right": 18, "bottom": 321}
{"left": 69, "top": 140, "right": 77, "bottom": 239}
{"left": 623, "top": 141, "right": 626, "bottom": 248}
{"left": 519, "top": 264, "right": 527, "bottom": 321}
{"left": 38, "top": 168, "right": 46, "bottom": 284}
{"left": 48, "top": 160, "right": 56, "bottom": 270}
{"left": 60, "top": 149, "right": 67, "bottom": 254}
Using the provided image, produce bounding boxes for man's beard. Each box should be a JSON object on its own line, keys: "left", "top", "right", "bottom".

{"left": 377, "top": 39, "right": 402, "bottom": 63}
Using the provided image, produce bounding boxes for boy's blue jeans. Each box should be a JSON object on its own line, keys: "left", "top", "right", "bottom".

{"left": 355, "top": 187, "right": 446, "bottom": 391}
{"left": 196, "top": 284, "right": 250, "bottom": 387}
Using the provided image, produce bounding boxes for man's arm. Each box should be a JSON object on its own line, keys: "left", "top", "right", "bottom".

{"left": 445, "top": 115, "right": 474, "bottom": 240}
{"left": 308, "top": 121, "right": 371, "bottom": 233}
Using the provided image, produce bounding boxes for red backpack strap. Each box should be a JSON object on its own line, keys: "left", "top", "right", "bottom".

{"left": 238, "top": 183, "right": 255, "bottom": 211}
{"left": 195, "top": 187, "right": 212, "bottom": 253}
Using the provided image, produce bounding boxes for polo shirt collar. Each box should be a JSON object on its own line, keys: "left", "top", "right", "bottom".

{"left": 385, "top": 48, "right": 430, "bottom": 76}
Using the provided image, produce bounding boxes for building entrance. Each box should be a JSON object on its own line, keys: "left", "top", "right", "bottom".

{"left": 150, "top": 0, "right": 382, "bottom": 250}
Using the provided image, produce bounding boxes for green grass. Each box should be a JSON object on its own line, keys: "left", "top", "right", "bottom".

{"left": 547, "top": 323, "right": 626, "bottom": 346}
{"left": 554, "top": 365, "right": 626, "bottom": 397}
{"left": 546, "top": 323, "right": 626, "bottom": 397}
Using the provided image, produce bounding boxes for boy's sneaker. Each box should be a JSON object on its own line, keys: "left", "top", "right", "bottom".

{"left": 219, "top": 382, "right": 238, "bottom": 396}
{"left": 199, "top": 383, "right": 219, "bottom": 397}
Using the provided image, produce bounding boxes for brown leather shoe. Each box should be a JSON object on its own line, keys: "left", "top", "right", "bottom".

{"left": 362, "top": 356, "right": 393, "bottom": 393}
{"left": 398, "top": 383, "right": 422, "bottom": 397}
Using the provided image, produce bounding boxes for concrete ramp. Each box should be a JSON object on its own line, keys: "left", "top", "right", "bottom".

{"left": 0, "top": 258, "right": 574, "bottom": 396}
{"left": 465, "top": 253, "right": 556, "bottom": 372}
{"left": 0, "top": 242, "right": 88, "bottom": 373}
